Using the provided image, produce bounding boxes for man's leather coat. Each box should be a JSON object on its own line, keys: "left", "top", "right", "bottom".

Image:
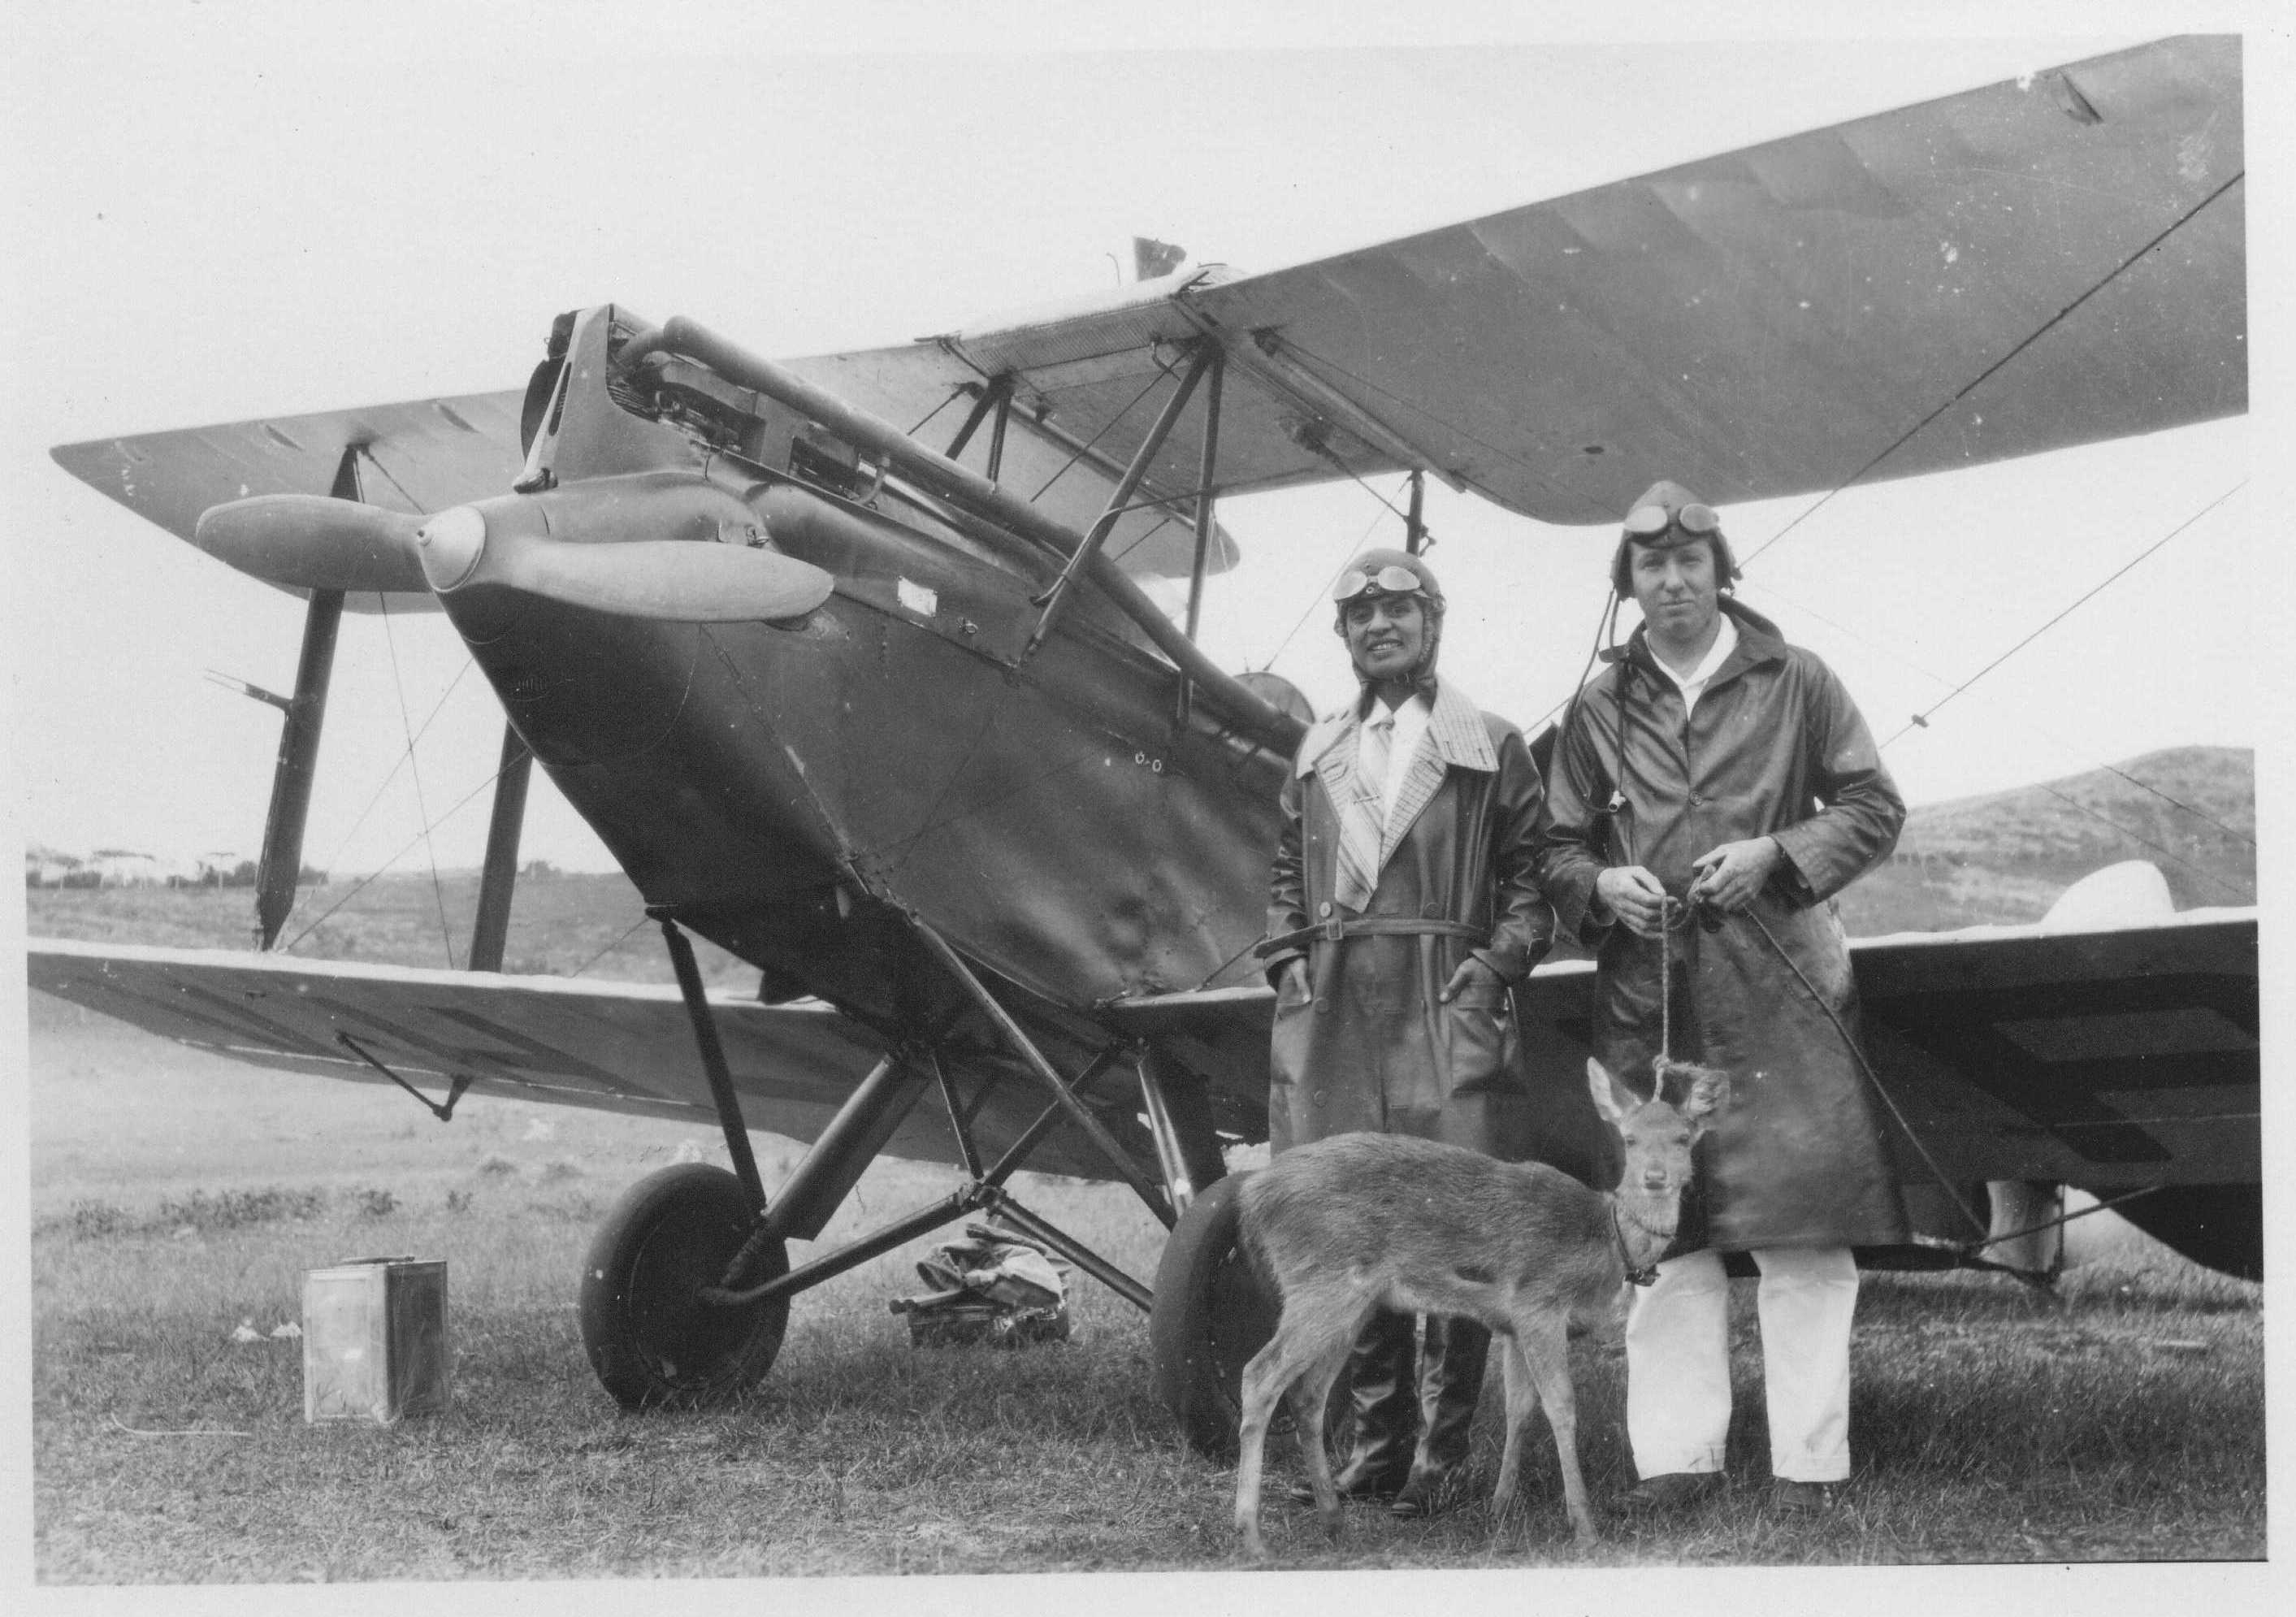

{"left": 1536, "top": 601, "right": 1910, "bottom": 1251}
{"left": 1266, "top": 678, "right": 1592, "bottom": 1173}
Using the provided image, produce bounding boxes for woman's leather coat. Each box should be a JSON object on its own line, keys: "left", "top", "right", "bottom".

{"left": 1266, "top": 678, "right": 1592, "bottom": 1173}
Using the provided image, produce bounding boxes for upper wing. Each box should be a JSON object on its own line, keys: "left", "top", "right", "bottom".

{"left": 28, "top": 939, "right": 1125, "bottom": 1180}
{"left": 48, "top": 39, "right": 2238, "bottom": 581}
{"left": 47, "top": 391, "right": 529, "bottom": 611}
{"left": 1106, "top": 904, "right": 2259, "bottom": 1190}
{"left": 45, "top": 334, "right": 1238, "bottom": 595}
{"left": 908, "top": 34, "right": 2242, "bottom": 524}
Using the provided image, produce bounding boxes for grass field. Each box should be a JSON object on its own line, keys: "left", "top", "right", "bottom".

{"left": 28, "top": 989, "right": 2267, "bottom": 1582}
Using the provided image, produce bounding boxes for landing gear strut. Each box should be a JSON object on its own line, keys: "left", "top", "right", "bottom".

{"left": 575, "top": 913, "right": 1214, "bottom": 1409}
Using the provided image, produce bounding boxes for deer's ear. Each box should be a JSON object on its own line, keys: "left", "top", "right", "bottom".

{"left": 1586, "top": 1057, "right": 1637, "bottom": 1124}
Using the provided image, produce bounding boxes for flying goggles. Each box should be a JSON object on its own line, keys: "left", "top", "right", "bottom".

{"left": 1332, "top": 563, "right": 1432, "bottom": 602}
{"left": 1622, "top": 501, "right": 1723, "bottom": 541}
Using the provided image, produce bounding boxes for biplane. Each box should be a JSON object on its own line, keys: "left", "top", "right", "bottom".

{"left": 29, "top": 35, "right": 2254, "bottom": 1451}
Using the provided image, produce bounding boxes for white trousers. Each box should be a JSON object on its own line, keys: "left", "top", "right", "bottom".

{"left": 1623, "top": 1246, "right": 1858, "bottom": 1482}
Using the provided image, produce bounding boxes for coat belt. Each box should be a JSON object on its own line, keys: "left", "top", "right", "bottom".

{"left": 1254, "top": 917, "right": 1489, "bottom": 958}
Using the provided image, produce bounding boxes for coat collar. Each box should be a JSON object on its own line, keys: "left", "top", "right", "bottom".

{"left": 1296, "top": 676, "right": 1496, "bottom": 779}
{"left": 1623, "top": 596, "right": 1786, "bottom": 689}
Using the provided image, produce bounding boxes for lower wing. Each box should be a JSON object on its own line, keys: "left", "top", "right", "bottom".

{"left": 29, "top": 939, "right": 1098, "bottom": 1179}
{"left": 1106, "top": 907, "right": 2259, "bottom": 1192}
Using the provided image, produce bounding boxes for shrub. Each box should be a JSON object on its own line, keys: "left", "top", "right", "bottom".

{"left": 154, "top": 1188, "right": 327, "bottom": 1231}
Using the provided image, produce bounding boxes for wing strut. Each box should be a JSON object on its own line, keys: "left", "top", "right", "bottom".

{"left": 1176, "top": 345, "right": 1227, "bottom": 726}
{"left": 251, "top": 586, "right": 342, "bottom": 948}
{"left": 1025, "top": 340, "right": 1216, "bottom": 658}
{"left": 251, "top": 419, "right": 354, "bottom": 954}
{"left": 942, "top": 374, "right": 1014, "bottom": 466}
{"left": 467, "top": 726, "right": 534, "bottom": 972}
{"left": 907, "top": 916, "right": 1176, "bottom": 1229}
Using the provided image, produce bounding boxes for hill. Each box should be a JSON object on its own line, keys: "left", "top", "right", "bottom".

{"left": 24, "top": 868, "right": 754, "bottom": 990}
{"left": 25, "top": 748, "right": 2257, "bottom": 976}
{"left": 1832, "top": 745, "right": 2255, "bottom": 935}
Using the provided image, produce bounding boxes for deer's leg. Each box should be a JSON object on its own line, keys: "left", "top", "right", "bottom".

{"left": 1491, "top": 1329, "right": 1535, "bottom": 1522}
{"left": 1235, "top": 1330, "right": 1297, "bottom": 1558}
{"left": 1516, "top": 1316, "right": 1597, "bottom": 1545}
{"left": 1289, "top": 1324, "right": 1361, "bottom": 1539}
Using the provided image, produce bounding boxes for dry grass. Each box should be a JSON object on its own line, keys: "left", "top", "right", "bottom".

{"left": 29, "top": 1002, "right": 2266, "bottom": 1580}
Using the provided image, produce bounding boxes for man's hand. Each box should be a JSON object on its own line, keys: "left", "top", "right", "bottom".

{"left": 1439, "top": 956, "right": 1502, "bottom": 1004}
{"left": 1278, "top": 958, "right": 1309, "bottom": 1001}
{"left": 1687, "top": 837, "right": 1783, "bottom": 913}
{"left": 1594, "top": 865, "right": 1671, "bottom": 939}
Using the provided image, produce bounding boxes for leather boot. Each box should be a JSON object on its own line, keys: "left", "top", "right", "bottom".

{"left": 1391, "top": 1315, "right": 1490, "bottom": 1519}
{"left": 1288, "top": 1307, "right": 1418, "bottom": 1503}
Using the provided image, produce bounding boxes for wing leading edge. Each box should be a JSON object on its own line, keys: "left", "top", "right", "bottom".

{"left": 30, "top": 939, "right": 1113, "bottom": 1180}
{"left": 28, "top": 904, "right": 2259, "bottom": 1205}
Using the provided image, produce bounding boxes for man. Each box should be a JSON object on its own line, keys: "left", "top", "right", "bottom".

{"left": 1536, "top": 481, "right": 1908, "bottom": 1514}
{"left": 1261, "top": 546, "right": 1557, "bottom": 1519}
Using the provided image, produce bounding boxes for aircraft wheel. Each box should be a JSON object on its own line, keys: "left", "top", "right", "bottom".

{"left": 578, "top": 1163, "right": 789, "bottom": 1409}
{"left": 1149, "top": 1172, "right": 1278, "bottom": 1459}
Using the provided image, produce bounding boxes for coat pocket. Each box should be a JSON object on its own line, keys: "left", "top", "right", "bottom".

{"left": 1268, "top": 971, "right": 1315, "bottom": 1087}
{"left": 1441, "top": 978, "right": 1518, "bottom": 1094}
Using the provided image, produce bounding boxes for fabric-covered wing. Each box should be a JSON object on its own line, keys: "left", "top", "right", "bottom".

{"left": 48, "top": 391, "right": 529, "bottom": 611}
{"left": 47, "top": 38, "right": 2239, "bottom": 585}
{"left": 906, "top": 34, "right": 2241, "bottom": 525}
{"left": 1851, "top": 909, "right": 2257, "bottom": 1190}
{"left": 1105, "top": 906, "right": 2259, "bottom": 1191}
{"left": 29, "top": 939, "right": 1119, "bottom": 1179}
{"left": 45, "top": 353, "right": 1235, "bottom": 591}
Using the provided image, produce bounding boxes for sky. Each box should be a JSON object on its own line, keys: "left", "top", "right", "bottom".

{"left": 3, "top": 0, "right": 2283, "bottom": 884}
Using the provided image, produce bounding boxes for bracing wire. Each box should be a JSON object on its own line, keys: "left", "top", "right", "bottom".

{"left": 313, "top": 653, "right": 478, "bottom": 879}
{"left": 1739, "top": 572, "right": 2254, "bottom": 854}
{"left": 375, "top": 596, "right": 457, "bottom": 969}
{"left": 2000, "top": 778, "right": 2253, "bottom": 904}
{"left": 1321, "top": 455, "right": 1419, "bottom": 531}
{"left": 1106, "top": 512, "right": 1181, "bottom": 566}
{"left": 282, "top": 761, "right": 510, "bottom": 955}
{"left": 1880, "top": 480, "right": 2246, "bottom": 749}
{"left": 354, "top": 449, "right": 425, "bottom": 516}
{"left": 1254, "top": 475, "right": 1414, "bottom": 674}
{"left": 1029, "top": 369, "right": 1173, "bottom": 502}
{"left": 570, "top": 914, "right": 657, "bottom": 980}
{"left": 1735, "top": 171, "right": 2245, "bottom": 576}
{"left": 904, "top": 387, "right": 967, "bottom": 439}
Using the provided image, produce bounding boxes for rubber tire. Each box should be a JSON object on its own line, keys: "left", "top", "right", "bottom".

{"left": 578, "top": 1163, "right": 790, "bottom": 1409}
{"left": 1149, "top": 1172, "right": 1279, "bottom": 1460}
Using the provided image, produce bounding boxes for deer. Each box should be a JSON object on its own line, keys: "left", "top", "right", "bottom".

{"left": 1230, "top": 1055, "right": 1730, "bottom": 1556}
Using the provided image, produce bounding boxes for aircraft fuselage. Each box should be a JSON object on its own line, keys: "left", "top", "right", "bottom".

{"left": 440, "top": 468, "right": 1289, "bottom": 1036}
